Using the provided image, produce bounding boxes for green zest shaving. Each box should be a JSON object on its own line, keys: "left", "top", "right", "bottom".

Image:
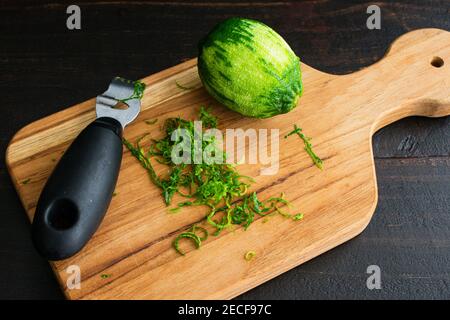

{"left": 285, "top": 124, "right": 323, "bottom": 170}
{"left": 244, "top": 251, "right": 256, "bottom": 261}
{"left": 175, "top": 80, "right": 195, "bottom": 90}
{"left": 252, "top": 192, "right": 303, "bottom": 221}
{"left": 173, "top": 224, "right": 210, "bottom": 256}
{"left": 191, "top": 225, "right": 209, "bottom": 241}
{"left": 21, "top": 178, "right": 31, "bottom": 185}
{"left": 173, "top": 232, "right": 202, "bottom": 256}
{"left": 145, "top": 118, "right": 158, "bottom": 125}
{"left": 117, "top": 79, "right": 146, "bottom": 103}
{"left": 100, "top": 274, "right": 111, "bottom": 279}
{"left": 124, "top": 107, "right": 304, "bottom": 255}
{"left": 199, "top": 106, "right": 218, "bottom": 129}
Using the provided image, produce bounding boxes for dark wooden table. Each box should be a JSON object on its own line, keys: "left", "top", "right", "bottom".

{"left": 0, "top": 0, "right": 449, "bottom": 299}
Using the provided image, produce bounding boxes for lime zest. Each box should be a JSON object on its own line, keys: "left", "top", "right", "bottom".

{"left": 173, "top": 232, "right": 202, "bottom": 256}
{"left": 117, "top": 79, "right": 146, "bottom": 103}
{"left": 285, "top": 124, "right": 323, "bottom": 170}
{"left": 244, "top": 251, "right": 256, "bottom": 261}
{"left": 124, "top": 108, "right": 305, "bottom": 256}
{"left": 145, "top": 118, "right": 158, "bottom": 125}
{"left": 175, "top": 80, "right": 195, "bottom": 90}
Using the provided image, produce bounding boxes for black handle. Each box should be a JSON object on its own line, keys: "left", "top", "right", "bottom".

{"left": 32, "top": 117, "right": 123, "bottom": 261}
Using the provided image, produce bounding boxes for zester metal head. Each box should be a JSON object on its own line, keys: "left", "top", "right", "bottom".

{"left": 95, "top": 77, "right": 142, "bottom": 129}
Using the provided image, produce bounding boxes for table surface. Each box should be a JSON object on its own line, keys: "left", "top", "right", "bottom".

{"left": 0, "top": 0, "right": 449, "bottom": 300}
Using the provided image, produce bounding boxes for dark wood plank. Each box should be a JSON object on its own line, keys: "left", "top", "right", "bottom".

{"left": 0, "top": 0, "right": 449, "bottom": 299}
{"left": 373, "top": 117, "right": 450, "bottom": 158}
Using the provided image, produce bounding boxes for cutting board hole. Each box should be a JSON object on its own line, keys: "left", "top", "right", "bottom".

{"left": 430, "top": 56, "right": 444, "bottom": 68}
{"left": 47, "top": 198, "right": 79, "bottom": 230}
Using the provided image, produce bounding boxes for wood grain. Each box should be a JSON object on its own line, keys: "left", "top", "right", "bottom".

{"left": 5, "top": 28, "right": 450, "bottom": 299}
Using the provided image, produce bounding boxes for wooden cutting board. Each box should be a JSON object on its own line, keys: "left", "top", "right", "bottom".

{"left": 6, "top": 28, "right": 450, "bottom": 300}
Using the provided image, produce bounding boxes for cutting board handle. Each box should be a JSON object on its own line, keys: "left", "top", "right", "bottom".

{"left": 350, "top": 28, "right": 450, "bottom": 132}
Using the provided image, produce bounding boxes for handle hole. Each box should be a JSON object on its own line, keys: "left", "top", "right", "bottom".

{"left": 47, "top": 199, "right": 79, "bottom": 230}
{"left": 430, "top": 56, "right": 444, "bottom": 68}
